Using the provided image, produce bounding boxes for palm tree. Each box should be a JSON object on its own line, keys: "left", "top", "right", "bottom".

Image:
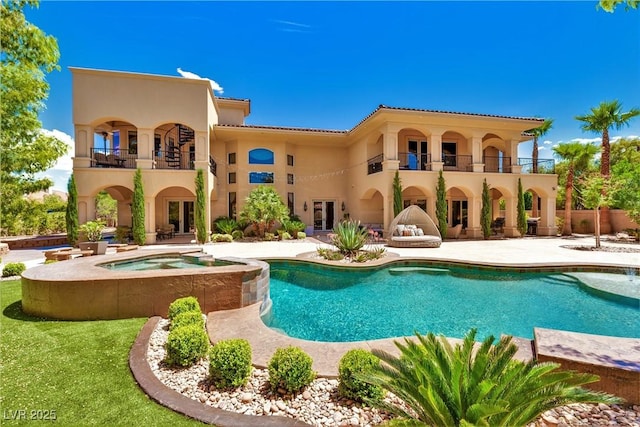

{"left": 553, "top": 142, "right": 599, "bottom": 236}
{"left": 526, "top": 119, "right": 553, "bottom": 217}
{"left": 361, "top": 329, "right": 619, "bottom": 426}
{"left": 575, "top": 100, "right": 640, "bottom": 233}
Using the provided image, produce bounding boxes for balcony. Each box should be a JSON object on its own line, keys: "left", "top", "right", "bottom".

{"left": 91, "top": 148, "right": 136, "bottom": 168}
{"left": 367, "top": 154, "right": 383, "bottom": 175}
{"left": 518, "top": 158, "right": 555, "bottom": 174}
{"left": 399, "top": 152, "right": 430, "bottom": 171}
{"left": 483, "top": 155, "right": 512, "bottom": 173}
{"left": 90, "top": 148, "right": 217, "bottom": 176}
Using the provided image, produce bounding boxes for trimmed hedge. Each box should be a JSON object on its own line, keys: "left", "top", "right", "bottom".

{"left": 164, "top": 324, "right": 209, "bottom": 367}
{"left": 2, "top": 262, "right": 26, "bottom": 278}
{"left": 338, "top": 349, "right": 384, "bottom": 402}
{"left": 268, "top": 346, "right": 315, "bottom": 393}
{"left": 208, "top": 339, "right": 252, "bottom": 389}
{"left": 167, "top": 296, "right": 201, "bottom": 321}
{"left": 170, "top": 311, "right": 204, "bottom": 331}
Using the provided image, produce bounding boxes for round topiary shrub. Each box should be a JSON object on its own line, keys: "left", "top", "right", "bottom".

{"left": 2, "top": 262, "right": 26, "bottom": 278}
{"left": 338, "top": 349, "right": 384, "bottom": 402}
{"left": 167, "top": 296, "right": 201, "bottom": 321}
{"left": 164, "top": 324, "right": 209, "bottom": 367}
{"left": 268, "top": 346, "right": 315, "bottom": 393}
{"left": 170, "top": 311, "right": 204, "bottom": 331}
{"left": 208, "top": 339, "right": 252, "bottom": 389}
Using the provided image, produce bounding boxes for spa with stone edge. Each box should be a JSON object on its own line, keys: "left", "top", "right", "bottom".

{"left": 21, "top": 250, "right": 269, "bottom": 320}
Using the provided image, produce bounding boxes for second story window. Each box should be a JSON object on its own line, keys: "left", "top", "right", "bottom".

{"left": 228, "top": 172, "right": 236, "bottom": 184}
{"left": 228, "top": 152, "right": 236, "bottom": 164}
{"left": 287, "top": 173, "right": 294, "bottom": 185}
{"left": 248, "top": 148, "right": 274, "bottom": 164}
{"left": 287, "top": 154, "right": 294, "bottom": 166}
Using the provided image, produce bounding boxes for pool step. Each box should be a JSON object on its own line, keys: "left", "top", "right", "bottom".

{"left": 389, "top": 267, "right": 449, "bottom": 276}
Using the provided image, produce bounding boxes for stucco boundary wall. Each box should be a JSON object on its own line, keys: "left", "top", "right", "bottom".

{"left": 21, "top": 250, "right": 269, "bottom": 320}
{"left": 534, "top": 328, "right": 640, "bottom": 404}
{"left": 556, "top": 209, "right": 639, "bottom": 234}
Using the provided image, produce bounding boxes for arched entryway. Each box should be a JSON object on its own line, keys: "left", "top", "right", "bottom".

{"left": 155, "top": 187, "right": 196, "bottom": 235}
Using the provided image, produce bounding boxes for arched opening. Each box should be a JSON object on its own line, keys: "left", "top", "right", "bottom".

{"left": 402, "top": 186, "right": 429, "bottom": 213}
{"left": 92, "top": 120, "right": 137, "bottom": 168}
{"left": 398, "top": 128, "right": 428, "bottom": 170}
{"left": 153, "top": 123, "right": 196, "bottom": 170}
{"left": 447, "top": 187, "right": 469, "bottom": 229}
{"left": 441, "top": 131, "right": 470, "bottom": 171}
{"left": 156, "top": 187, "right": 196, "bottom": 235}
{"left": 360, "top": 189, "right": 384, "bottom": 226}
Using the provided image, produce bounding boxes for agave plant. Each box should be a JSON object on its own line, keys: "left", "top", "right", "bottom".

{"left": 361, "top": 329, "right": 619, "bottom": 427}
{"left": 214, "top": 217, "right": 238, "bottom": 235}
{"left": 331, "top": 220, "right": 369, "bottom": 257}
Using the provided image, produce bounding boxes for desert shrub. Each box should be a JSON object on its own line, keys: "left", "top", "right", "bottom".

{"left": 164, "top": 324, "right": 210, "bottom": 367}
{"left": 167, "top": 296, "right": 201, "bottom": 321}
{"left": 332, "top": 220, "right": 368, "bottom": 256}
{"left": 170, "top": 311, "right": 204, "bottom": 331}
{"left": 211, "top": 233, "right": 233, "bottom": 243}
{"left": 214, "top": 216, "right": 238, "bottom": 235}
{"left": 281, "top": 231, "right": 292, "bottom": 240}
{"left": 264, "top": 232, "right": 275, "bottom": 241}
{"left": 44, "top": 259, "right": 58, "bottom": 265}
{"left": 208, "top": 339, "right": 253, "bottom": 389}
{"left": 282, "top": 219, "right": 306, "bottom": 237}
{"left": 338, "top": 349, "right": 384, "bottom": 402}
{"left": 317, "top": 247, "right": 344, "bottom": 261}
{"left": 2, "top": 262, "right": 26, "bottom": 278}
{"left": 231, "top": 230, "right": 244, "bottom": 241}
{"left": 115, "top": 226, "right": 131, "bottom": 244}
{"left": 297, "top": 231, "right": 306, "bottom": 240}
{"left": 268, "top": 346, "right": 315, "bottom": 393}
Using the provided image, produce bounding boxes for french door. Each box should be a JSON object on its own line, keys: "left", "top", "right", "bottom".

{"left": 168, "top": 200, "right": 195, "bottom": 234}
{"left": 313, "top": 201, "right": 335, "bottom": 231}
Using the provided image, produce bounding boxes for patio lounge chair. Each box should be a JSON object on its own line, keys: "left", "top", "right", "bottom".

{"left": 387, "top": 205, "right": 442, "bottom": 248}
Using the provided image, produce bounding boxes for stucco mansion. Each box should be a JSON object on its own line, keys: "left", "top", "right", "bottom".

{"left": 71, "top": 67, "right": 558, "bottom": 243}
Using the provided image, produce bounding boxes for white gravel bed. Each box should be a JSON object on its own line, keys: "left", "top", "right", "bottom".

{"left": 147, "top": 319, "right": 640, "bottom": 426}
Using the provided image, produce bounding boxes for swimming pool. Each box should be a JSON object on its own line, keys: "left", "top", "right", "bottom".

{"left": 263, "top": 261, "right": 640, "bottom": 342}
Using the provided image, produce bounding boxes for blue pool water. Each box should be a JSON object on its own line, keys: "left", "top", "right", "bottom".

{"left": 103, "top": 256, "right": 238, "bottom": 271}
{"left": 263, "top": 262, "right": 640, "bottom": 342}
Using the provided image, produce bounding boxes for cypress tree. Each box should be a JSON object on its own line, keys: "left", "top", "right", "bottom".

{"left": 132, "top": 168, "right": 146, "bottom": 245}
{"left": 65, "top": 174, "right": 79, "bottom": 246}
{"left": 393, "top": 171, "right": 403, "bottom": 217}
{"left": 517, "top": 178, "right": 527, "bottom": 236}
{"left": 436, "top": 170, "right": 447, "bottom": 238}
{"left": 481, "top": 179, "right": 491, "bottom": 240}
{"left": 195, "top": 169, "right": 207, "bottom": 244}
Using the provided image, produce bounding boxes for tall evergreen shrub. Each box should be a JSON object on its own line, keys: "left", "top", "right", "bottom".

{"left": 195, "top": 169, "right": 207, "bottom": 244}
{"left": 393, "top": 171, "right": 403, "bottom": 217}
{"left": 481, "top": 179, "right": 491, "bottom": 239}
{"left": 132, "top": 168, "right": 145, "bottom": 245}
{"left": 436, "top": 170, "right": 447, "bottom": 238}
{"left": 517, "top": 178, "right": 527, "bottom": 236}
{"left": 65, "top": 174, "right": 78, "bottom": 246}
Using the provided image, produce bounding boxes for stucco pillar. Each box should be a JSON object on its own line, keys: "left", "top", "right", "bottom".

{"left": 470, "top": 134, "right": 484, "bottom": 172}
{"left": 428, "top": 132, "right": 443, "bottom": 171}
{"left": 382, "top": 126, "right": 399, "bottom": 161}
{"left": 506, "top": 139, "right": 522, "bottom": 173}
{"left": 78, "top": 196, "right": 95, "bottom": 225}
{"left": 117, "top": 201, "right": 131, "bottom": 227}
{"left": 135, "top": 128, "right": 154, "bottom": 169}
{"left": 73, "top": 125, "right": 93, "bottom": 168}
{"left": 144, "top": 196, "right": 157, "bottom": 244}
{"left": 195, "top": 131, "right": 209, "bottom": 162}
{"left": 537, "top": 196, "right": 558, "bottom": 236}
{"left": 503, "top": 197, "right": 519, "bottom": 237}
{"left": 465, "top": 195, "right": 482, "bottom": 238}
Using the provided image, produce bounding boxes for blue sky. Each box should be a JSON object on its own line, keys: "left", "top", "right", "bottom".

{"left": 29, "top": 1, "right": 640, "bottom": 191}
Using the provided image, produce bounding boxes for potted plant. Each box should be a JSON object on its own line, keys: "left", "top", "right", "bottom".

{"left": 78, "top": 220, "right": 108, "bottom": 255}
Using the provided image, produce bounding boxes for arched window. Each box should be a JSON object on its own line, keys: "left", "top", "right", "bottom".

{"left": 248, "top": 148, "right": 274, "bottom": 165}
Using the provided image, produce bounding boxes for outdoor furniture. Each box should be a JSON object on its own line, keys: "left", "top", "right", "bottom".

{"left": 387, "top": 205, "right": 442, "bottom": 248}
{"left": 491, "top": 217, "right": 505, "bottom": 235}
{"left": 446, "top": 224, "right": 463, "bottom": 239}
{"left": 93, "top": 152, "right": 125, "bottom": 167}
{"left": 156, "top": 224, "right": 175, "bottom": 240}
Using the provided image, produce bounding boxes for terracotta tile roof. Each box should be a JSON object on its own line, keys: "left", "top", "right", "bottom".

{"left": 215, "top": 123, "right": 347, "bottom": 134}
{"left": 216, "top": 96, "right": 250, "bottom": 102}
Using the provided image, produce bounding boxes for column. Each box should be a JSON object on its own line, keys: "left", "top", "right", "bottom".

{"left": 136, "top": 128, "right": 154, "bottom": 169}
{"left": 428, "top": 131, "right": 443, "bottom": 171}
{"left": 465, "top": 195, "right": 482, "bottom": 238}
{"left": 144, "top": 196, "right": 156, "bottom": 244}
{"left": 73, "top": 125, "right": 93, "bottom": 168}
{"left": 506, "top": 138, "right": 522, "bottom": 174}
{"left": 537, "top": 196, "right": 558, "bottom": 236}
{"left": 78, "top": 196, "right": 95, "bottom": 225}
{"left": 470, "top": 134, "right": 484, "bottom": 172}
{"left": 503, "top": 197, "right": 519, "bottom": 237}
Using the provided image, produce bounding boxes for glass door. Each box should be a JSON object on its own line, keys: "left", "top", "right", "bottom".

{"left": 313, "top": 201, "right": 335, "bottom": 231}
{"left": 168, "top": 200, "right": 195, "bottom": 234}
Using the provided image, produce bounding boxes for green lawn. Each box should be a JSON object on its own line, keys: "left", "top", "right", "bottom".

{"left": 0, "top": 279, "right": 202, "bottom": 426}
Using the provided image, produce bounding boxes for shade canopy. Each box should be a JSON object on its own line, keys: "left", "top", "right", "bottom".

{"left": 387, "top": 205, "right": 442, "bottom": 239}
